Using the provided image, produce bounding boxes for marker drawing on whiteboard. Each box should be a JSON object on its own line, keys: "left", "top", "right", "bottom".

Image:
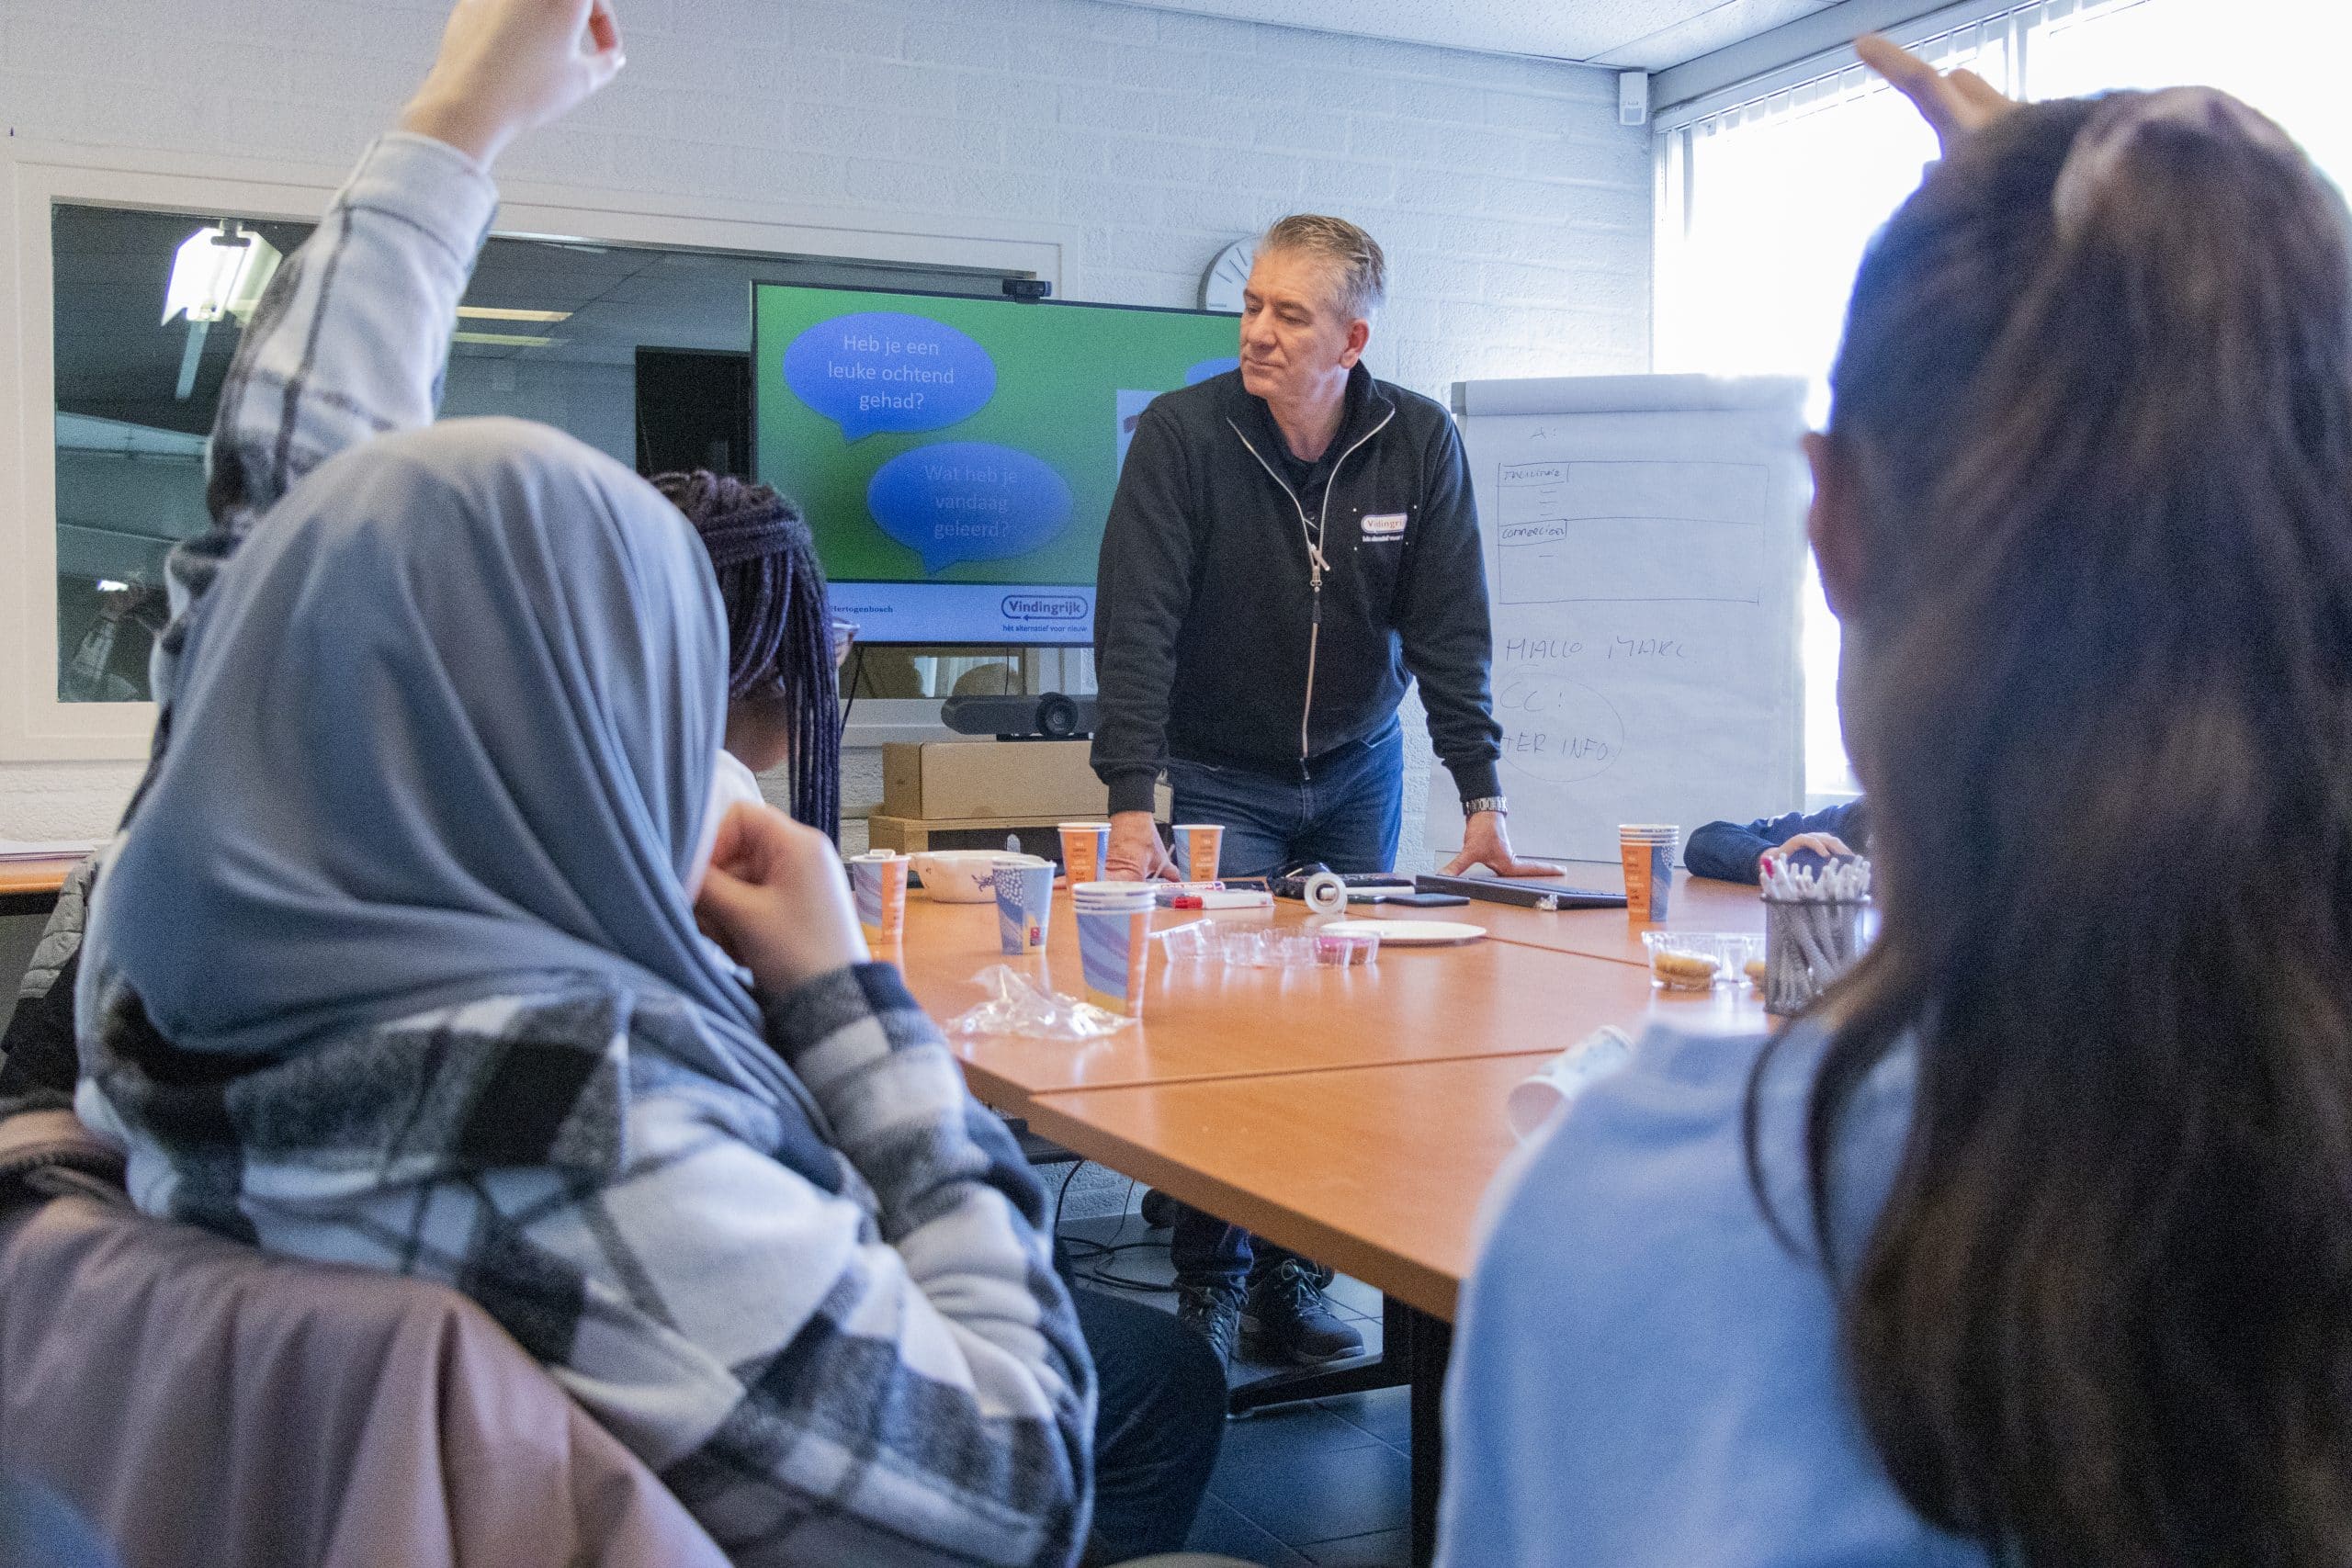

{"left": 1494, "top": 457, "right": 1772, "bottom": 609}
{"left": 1495, "top": 666, "right": 1623, "bottom": 785}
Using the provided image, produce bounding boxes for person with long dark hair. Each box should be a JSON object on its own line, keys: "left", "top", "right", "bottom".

{"left": 1439, "top": 40, "right": 2352, "bottom": 1568}
{"left": 653, "top": 470, "right": 841, "bottom": 842}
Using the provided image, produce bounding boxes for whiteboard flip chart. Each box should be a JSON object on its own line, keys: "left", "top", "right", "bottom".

{"left": 1429, "top": 375, "right": 1809, "bottom": 866}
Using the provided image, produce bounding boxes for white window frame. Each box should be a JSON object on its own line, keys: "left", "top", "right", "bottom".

{"left": 0, "top": 139, "right": 1085, "bottom": 762}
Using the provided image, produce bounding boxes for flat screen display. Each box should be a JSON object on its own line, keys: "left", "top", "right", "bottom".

{"left": 752, "top": 282, "right": 1239, "bottom": 644}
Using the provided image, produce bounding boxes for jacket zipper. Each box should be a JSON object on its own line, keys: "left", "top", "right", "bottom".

{"left": 1230, "top": 409, "right": 1396, "bottom": 764}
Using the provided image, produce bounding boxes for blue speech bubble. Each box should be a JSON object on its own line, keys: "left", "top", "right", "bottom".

{"left": 783, "top": 311, "right": 996, "bottom": 441}
{"left": 868, "top": 442, "right": 1074, "bottom": 575}
{"left": 1185, "top": 355, "right": 1240, "bottom": 385}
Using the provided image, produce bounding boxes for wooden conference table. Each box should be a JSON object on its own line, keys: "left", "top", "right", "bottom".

{"left": 895, "top": 869, "right": 1770, "bottom": 1562}
{"left": 900, "top": 894, "right": 1689, "bottom": 1112}
{"left": 0, "top": 854, "right": 83, "bottom": 918}
{"left": 1399, "top": 861, "right": 1769, "bottom": 966}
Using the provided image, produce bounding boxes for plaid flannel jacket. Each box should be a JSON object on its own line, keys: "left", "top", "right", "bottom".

{"left": 72, "top": 133, "right": 1091, "bottom": 1568}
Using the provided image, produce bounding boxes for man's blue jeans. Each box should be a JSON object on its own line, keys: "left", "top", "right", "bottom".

{"left": 1164, "top": 718, "right": 1405, "bottom": 1294}
{"left": 1164, "top": 717, "right": 1405, "bottom": 880}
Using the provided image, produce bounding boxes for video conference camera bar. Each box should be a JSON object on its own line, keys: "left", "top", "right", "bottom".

{"left": 941, "top": 692, "right": 1097, "bottom": 740}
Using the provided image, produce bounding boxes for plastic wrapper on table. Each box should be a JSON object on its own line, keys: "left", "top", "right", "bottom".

{"left": 943, "top": 964, "right": 1136, "bottom": 1041}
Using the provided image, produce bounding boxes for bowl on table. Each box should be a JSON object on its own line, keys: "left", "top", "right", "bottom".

{"left": 910, "top": 849, "right": 1046, "bottom": 904}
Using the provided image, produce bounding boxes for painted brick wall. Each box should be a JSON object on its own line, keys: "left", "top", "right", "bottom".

{"left": 1, "top": 0, "right": 1652, "bottom": 863}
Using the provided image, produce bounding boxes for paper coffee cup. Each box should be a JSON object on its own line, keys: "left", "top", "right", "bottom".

{"left": 992, "top": 855, "right": 1054, "bottom": 955}
{"left": 1618, "top": 825, "right": 1679, "bottom": 923}
{"left": 1071, "top": 880, "right": 1159, "bottom": 912}
{"left": 849, "top": 850, "right": 909, "bottom": 946}
{"left": 1074, "top": 897, "right": 1153, "bottom": 1017}
{"left": 1176, "top": 823, "right": 1224, "bottom": 883}
{"left": 1058, "top": 822, "right": 1111, "bottom": 885}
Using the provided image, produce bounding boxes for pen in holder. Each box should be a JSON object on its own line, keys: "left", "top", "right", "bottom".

{"left": 1759, "top": 855, "right": 1871, "bottom": 1015}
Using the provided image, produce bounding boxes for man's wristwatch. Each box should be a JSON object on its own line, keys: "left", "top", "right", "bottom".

{"left": 1463, "top": 796, "right": 1508, "bottom": 818}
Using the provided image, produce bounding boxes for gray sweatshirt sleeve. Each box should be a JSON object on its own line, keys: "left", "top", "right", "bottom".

{"left": 151, "top": 131, "right": 499, "bottom": 716}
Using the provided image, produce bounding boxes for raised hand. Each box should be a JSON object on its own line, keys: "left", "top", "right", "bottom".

{"left": 399, "top": 0, "right": 626, "bottom": 166}
{"left": 1855, "top": 33, "right": 2014, "bottom": 158}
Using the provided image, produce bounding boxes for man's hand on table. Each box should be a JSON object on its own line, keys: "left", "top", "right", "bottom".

{"left": 1105, "top": 811, "right": 1182, "bottom": 882}
{"left": 1440, "top": 811, "right": 1564, "bottom": 879}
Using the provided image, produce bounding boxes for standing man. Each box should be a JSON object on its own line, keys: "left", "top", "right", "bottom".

{"left": 1090, "top": 214, "right": 1555, "bottom": 1366}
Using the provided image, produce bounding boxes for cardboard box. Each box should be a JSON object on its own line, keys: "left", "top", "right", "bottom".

{"left": 881, "top": 739, "right": 1111, "bottom": 822}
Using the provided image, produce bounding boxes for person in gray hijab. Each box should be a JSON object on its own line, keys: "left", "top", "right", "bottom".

{"left": 74, "top": 410, "right": 1099, "bottom": 1563}
{"left": 63, "top": 3, "right": 1102, "bottom": 1562}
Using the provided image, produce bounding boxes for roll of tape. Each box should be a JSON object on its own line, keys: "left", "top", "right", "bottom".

{"left": 1303, "top": 870, "right": 1348, "bottom": 915}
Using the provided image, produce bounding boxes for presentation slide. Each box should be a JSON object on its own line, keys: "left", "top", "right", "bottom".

{"left": 752, "top": 283, "right": 1239, "bottom": 644}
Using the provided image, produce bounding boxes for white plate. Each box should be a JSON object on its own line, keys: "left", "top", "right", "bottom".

{"left": 1319, "top": 919, "right": 1487, "bottom": 947}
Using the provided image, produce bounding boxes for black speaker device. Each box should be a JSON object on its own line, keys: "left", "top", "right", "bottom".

{"left": 940, "top": 692, "right": 1098, "bottom": 739}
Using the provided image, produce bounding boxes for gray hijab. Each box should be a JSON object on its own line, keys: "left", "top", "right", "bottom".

{"left": 84, "top": 418, "right": 791, "bottom": 1101}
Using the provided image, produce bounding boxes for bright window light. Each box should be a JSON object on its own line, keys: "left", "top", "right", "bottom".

{"left": 1655, "top": 0, "right": 2345, "bottom": 798}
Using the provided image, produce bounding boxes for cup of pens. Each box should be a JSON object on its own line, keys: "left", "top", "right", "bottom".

{"left": 1760, "top": 854, "right": 1871, "bottom": 1014}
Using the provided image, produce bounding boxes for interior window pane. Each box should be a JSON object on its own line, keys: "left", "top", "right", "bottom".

{"left": 51, "top": 202, "right": 1032, "bottom": 704}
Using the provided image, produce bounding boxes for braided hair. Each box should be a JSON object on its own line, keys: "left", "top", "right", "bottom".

{"left": 651, "top": 470, "right": 841, "bottom": 842}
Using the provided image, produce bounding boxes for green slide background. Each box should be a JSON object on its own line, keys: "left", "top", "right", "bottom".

{"left": 753, "top": 285, "right": 1240, "bottom": 585}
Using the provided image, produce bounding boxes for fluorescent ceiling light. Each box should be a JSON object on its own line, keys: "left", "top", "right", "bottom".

{"left": 162, "top": 221, "right": 281, "bottom": 326}
{"left": 456, "top": 306, "right": 572, "bottom": 322}
{"left": 452, "top": 330, "right": 559, "bottom": 348}
{"left": 164, "top": 221, "right": 284, "bottom": 400}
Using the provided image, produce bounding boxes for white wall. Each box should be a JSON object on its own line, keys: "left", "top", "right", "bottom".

{"left": 0, "top": 0, "right": 1652, "bottom": 861}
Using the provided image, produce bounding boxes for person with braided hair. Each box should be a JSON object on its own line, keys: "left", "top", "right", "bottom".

{"left": 656, "top": 467, "right": 1228, "bottom": 1562}
{"left": 652, "top": 470, "right": 842, "bottom": 844}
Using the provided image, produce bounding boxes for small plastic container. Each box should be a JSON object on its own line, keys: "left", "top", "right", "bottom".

{"left": 1641, "top": 931, "right": 1764, "bottom": 991}
{"left": 1159, "top": 920, "right": 1217, "bottom": 962}
{"left": 1313, "top": 928, "right": 1382, "bottom": 967}
{"left": 1270, "top": 934, "right": 1321, "bottom": 968}
{"left": 1219, "top": 929, "right": 1275, "bottom": 968}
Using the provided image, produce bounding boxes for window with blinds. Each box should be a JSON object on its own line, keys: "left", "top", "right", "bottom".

{"left": 1650, "top": 0, "right": 2338, "bottom": 794}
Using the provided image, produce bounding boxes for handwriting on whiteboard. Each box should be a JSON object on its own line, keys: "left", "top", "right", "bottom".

{"left": 1505, "top": 636, "right": 1693, "bottom": 662}
{"left": 1496, "top": 459, "right": 1770, "bottom": 607}
{"left": 1494, "top": 667, "right": 1623, "bottom": 784}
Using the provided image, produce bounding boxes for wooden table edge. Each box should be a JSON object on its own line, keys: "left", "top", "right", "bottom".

{"left": 1476, "top": 931, "right": 1650, "bottom": 968}
{"left": 1018, "top": 1063, "right": 1537, "bottom": 1323}
{"left": 0, "top": 855, "right": 85, "bottom": 904}
{"left": 956, "top": 1040, "right": 1565, "bottom": 1120}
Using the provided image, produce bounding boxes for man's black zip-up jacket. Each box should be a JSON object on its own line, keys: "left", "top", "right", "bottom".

{"left": 1091, "top": 364, "right": 1504, "bottom": 817}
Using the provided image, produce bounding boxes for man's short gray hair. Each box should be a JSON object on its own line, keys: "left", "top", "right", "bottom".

{"left": 1259, "top": 214, "right": 1386, "bottom": 321}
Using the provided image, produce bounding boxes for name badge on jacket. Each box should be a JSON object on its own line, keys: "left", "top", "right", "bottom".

{"left": 1361, "top": 512, "right": 1407, "bottom": 541}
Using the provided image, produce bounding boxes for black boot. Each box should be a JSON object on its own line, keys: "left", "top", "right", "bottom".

{"left": 1139, "top": 1189, "right": 1177, "bottom": 1229}
{"left": 1175, "top": 1281, "right": 1243, "bottom": 1369}
{"left": 1241, "top": 1258, "right": 1364, "bottom": 1365}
